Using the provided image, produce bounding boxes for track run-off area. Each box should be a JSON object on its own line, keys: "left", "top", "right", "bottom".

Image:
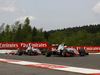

{"left": 0, "top": 53, "right": 100, "bottom": 75}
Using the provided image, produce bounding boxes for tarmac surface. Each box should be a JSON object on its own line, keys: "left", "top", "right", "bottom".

{"left": 0, "top": 54, "right": 100, "bottom": 75}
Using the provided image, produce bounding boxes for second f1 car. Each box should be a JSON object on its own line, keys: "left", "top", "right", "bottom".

{"left": 45, "top": 44, "right": 89, "bottom": 57}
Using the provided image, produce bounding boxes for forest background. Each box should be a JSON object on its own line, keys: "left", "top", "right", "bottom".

{"left": 0, "top": 18, "right": 100, "bottom": 46}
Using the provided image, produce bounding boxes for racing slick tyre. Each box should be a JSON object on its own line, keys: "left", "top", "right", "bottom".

{"left": 18, "top": 49, "right": 23, "bottom": 56}
{"left": 22, "top": 49, "right": 26, "bottom": 54}
{"left": 62, "top": 49, "right": 67, "bottom": 57}
{"left": 45, "top": 49, "right": 52, "bottom": 57}
{"left": 69, "top": 50, "right": 75, "bottom": 57}
{"left": 42, "top": 49, "right": 46, "bottom": 55}
{"left": 33, "top": 50, "right": 38, "bottom": 55}
{"left": 28, "top": 50, "right": 33, "bottom": 56}
{"left": 79, "top": 48, "right": 86, "bottom": 56}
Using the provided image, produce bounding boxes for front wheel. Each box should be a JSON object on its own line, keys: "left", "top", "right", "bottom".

{"left": 79, "top": 48, "right": 86, "bottom": 56}
{"left": 85, "top": 52, "right": 89, "bottom": 55}
{"left": 62, "top": 49, "right": 67, "bottom": 57}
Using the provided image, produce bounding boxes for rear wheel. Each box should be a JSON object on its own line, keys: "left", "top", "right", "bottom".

{"left": 42, "top": 49, "right": 46, "bottom": 55}
{"left": 45, "top": 49, "right": 52, "bottom": 57}
{"left": 18, "top": 49, "right": 23, "bottom": 56}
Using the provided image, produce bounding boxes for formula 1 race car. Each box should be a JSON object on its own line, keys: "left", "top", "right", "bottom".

{"left": 17, "top": 46, "right": 42, "bottom": 56}
{"left": 45, "top": 44, "right": 89, "bottom": 57}
{"left": 6, "top": 50, "right": 18, "bottom": 55}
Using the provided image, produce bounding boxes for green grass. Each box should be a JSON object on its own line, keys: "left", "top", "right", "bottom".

{"left": 0, "top": 53, "right": 5, "bottom": 54}
{"left": 87, "top": 51, "right": 100, "bottom": 53}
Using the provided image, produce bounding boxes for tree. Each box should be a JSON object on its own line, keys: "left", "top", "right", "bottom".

{"left": 3, "top": 25, "right": 11, "bottom": 42}
{"left": 32, "top": 27, "right": 37, "bottom": 42}
{"left": 0, "top": 23, "right": 5, "bottom": 42}
{"left": 94, "top": 32, "right": 100, "bottom": 46}
{"left": 22, "top": 17, "right": 32, "bottom": 42}
{"left": 66, "top": 30, "right": 95, "bottom": 46}
{"left": 14, "top": 21, "right": 23, "bottom": 42}
{"left": 48, "top": 31, "right": 66, "bottom": 44}
{"left": 33, "top": 28, "right": 46, "bottom": 42}
{"left": 44, "top": 31, "right": 49, "bottom": 41}
{"left": 0, "top": 23, "right": 5, "bottom": 33}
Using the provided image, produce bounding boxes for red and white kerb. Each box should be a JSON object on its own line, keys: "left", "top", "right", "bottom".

{"left": 0, "top": 58, "right": 100, "bottom": 75}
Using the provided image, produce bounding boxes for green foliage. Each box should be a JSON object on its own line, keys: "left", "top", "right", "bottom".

{"left": 22, "top": 18, "right": 32, "bottom": 42}
{"left": 48, "top": 25, "right": 100, "bottom": 46}
{"left": 33, "top": 28, "right": 46, "bottom": 42}
{"left": 0, "top": 17, "right": 100, "bottom": 46}
{"left": 3, "top": 25, "right": 11, "bottom": 42}
{"left": 44, "top": 31, "right": 49, "bottom": 40}
{"left": 65, "top": 30, "right": 95, "bottom": 46}
{"left": 48, "top": 31, "right": 66, "bottom": 44}
{"left": 0, "top": 17, "right": 46, "bottom": 43}
{"left": 94, "top": 32, "right": 100, "bottom": 46}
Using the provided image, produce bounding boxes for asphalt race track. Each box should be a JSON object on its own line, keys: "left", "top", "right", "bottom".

{"left": 0, "top": 54, "right": 100, "bottom": 75}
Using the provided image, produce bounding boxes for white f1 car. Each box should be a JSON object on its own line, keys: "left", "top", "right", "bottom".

{"left": 45, "top": 44, "right": 89, "bottom": 57}
{"left": 17, "top": 46, "right": 41, "bottom": 56}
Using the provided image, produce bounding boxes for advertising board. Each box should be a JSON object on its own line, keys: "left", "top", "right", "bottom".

{"left": 0, "top": 42, "right": 48, "bottom": 50}
{"left": 70, "top": 46, "right": 100, "bottom": 51}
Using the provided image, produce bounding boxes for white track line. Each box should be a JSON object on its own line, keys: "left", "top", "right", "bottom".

{"left": 0, "top": 58, "right": 100, "bottom": 75}
{"left": 89, "top": 53, "right": 100, "bottom": 54}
